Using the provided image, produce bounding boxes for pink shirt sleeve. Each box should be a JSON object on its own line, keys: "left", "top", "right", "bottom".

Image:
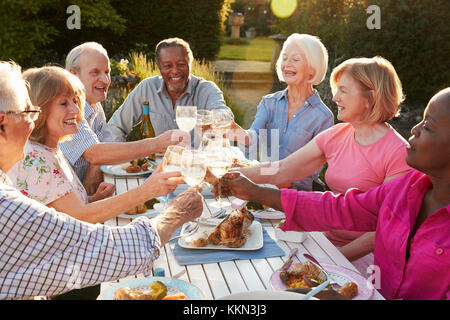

{"left": 383, "top": 141, "right": 411, "bottom": 179}
{"left": 280, "top": 187, "right": 381, "bottom": 232}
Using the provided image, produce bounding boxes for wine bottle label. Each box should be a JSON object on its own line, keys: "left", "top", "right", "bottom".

{"left": 143, "top": 104, "right": 150, "bottom": 115}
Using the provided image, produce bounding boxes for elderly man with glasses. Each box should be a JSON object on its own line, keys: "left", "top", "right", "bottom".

{"left": 0, "top": 61, "right": 203, "bottom": 300}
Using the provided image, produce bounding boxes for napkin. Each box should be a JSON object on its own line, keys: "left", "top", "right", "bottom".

{"left": 172, "top": 226, "right": 285, "bottom": 266}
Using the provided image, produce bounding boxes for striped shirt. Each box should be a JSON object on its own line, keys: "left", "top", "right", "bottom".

{"left": 59, "top": 102, "right": 114, "bottom": 182}
{"left": 0, "top": 169, "right": 161, "bottom": 299}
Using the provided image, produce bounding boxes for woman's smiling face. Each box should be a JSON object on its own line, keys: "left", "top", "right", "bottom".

{"left": 280, "top": 43, "right": 312, "bottom": 87}
{"left": 44, "top": 93, "right": 80, "bottom": 148}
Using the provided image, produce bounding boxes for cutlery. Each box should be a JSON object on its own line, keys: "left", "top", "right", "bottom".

{"left": 209, "top": 208, "right": 226, "bottom": 218}
{"left": 303, "top": 253, "right": 340, "bottom": 289}
{"left": 169, "top": 222, "right": 199, "bottom": 241}
{"left": 279, "top": 248, "right": 298, "bottom": 271}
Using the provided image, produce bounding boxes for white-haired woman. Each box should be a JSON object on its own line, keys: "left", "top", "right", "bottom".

{"left": 227, "top": 34, "right": 334, "bottom": 191}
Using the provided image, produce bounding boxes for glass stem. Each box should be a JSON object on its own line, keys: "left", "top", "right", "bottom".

{"left": 218, "top": 182, "right": 222, "bottom": 207}
{"left": 164, "top": 194, "right": 170, "bottom": 209}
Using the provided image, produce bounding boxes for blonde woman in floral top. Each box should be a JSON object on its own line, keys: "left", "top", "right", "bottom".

{"left": 8, "top": 66, "right": 184, "bottom": 224}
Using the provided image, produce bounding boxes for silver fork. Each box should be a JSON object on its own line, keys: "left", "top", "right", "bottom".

{"left": 303, "top": 253, "right": 341, "bottom": 289}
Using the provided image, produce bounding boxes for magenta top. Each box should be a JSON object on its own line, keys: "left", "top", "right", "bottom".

{"left": 280, "top": 170, "right": 449, "bottom": 300}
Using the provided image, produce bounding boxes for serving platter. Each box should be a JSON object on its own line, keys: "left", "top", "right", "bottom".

{"left": 270, "top": 263, "right": 374, "bottom": 300}
{"left": 97, "top": 277, "right": 206, "bottom": 300}
{"left": 178, "top": 220, "right": 263, "bottom": 251}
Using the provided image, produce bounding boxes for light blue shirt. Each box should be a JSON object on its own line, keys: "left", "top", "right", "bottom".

{"left": 249, "top": 89, "right": 334, "bottom": 190}
{"left": 59, "top": 102, "right": 113, "bottom": 181}
{"left": 107, "top": 74, "right": 229, "bottom": 141}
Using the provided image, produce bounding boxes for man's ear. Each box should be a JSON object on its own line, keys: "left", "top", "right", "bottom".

{"left": 69, "top": 68, "right": 77, "bottom": 75}
{"left": 0, "top": 114, "right": 7, "bottom": 143}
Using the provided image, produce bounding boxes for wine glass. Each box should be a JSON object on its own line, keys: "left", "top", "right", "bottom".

{"left": 180, "top": 149, "right": 206, "bottom": 187}
{"left": 176, "top": 106, "right": 197, "bottom": 132}
{"left": 162, "top": 145, "right": 184, "bottom": 207}
{"left": 203, "top": 134, "right": 231, "bottom": 151}
{"left": 211, "top": 108, "right": 234, "bottom": 136}
{"left": 204, "top": 144, "right": 233, "bottom": 209}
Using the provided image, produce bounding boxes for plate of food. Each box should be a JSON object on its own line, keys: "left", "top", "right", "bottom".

{"left": 119, "top": 198, "right": 161, "bottom": 219}
{"left": 270, "top": 261, "right": 374, "bottom": 300}
{"left": 101, "top": 158, "right": 154, "bottom": 177}
{"left": 97, "top": 277, "right": 206, "bottom": 300}
{"left": 179, "top": 208, "right": 263, "bottom": 250}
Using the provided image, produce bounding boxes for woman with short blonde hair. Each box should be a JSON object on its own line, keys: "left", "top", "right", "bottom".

{"left": 330, "top": 56, "right": 404, "bottom": 124}
{"left": 228, "top": 33, "right": 334, "bottom": 191}
{"left": 276, "top": 33, "right": 329, "bottom": 86}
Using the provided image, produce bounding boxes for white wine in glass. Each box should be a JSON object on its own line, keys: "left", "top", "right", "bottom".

{"left": 205, "top": 146, "right": 232, "bottom": 209}
{"left": 162, "top": 145, "right": 184, "bottom": 207}
{"left": 212, "top": 108, "right": 234, "bottom": 135}
{"left": 176, "top": 106, "right": 197, "bottom": 132}
{"left": 181, "top": 150, "right": 206, "bottom": 187}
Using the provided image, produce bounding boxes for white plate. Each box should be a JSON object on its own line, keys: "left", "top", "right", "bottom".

{"left": 178, "top": 220, "right": 263, "bottom": 251}
{"left": 101, "top": 163, "right": 153, "bottom": 177}
{"left": 218, "top": 290, "right": 317, "bottom": 300}
{"left": 252, "top": 209, "right": 285, "bottom": 220}
{"left": 97, "top": 277, "right": 206, "bottom": 300}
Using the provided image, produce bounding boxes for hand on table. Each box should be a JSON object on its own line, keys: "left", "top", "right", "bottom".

{"left": 88, "top": 182, "right": 115, "bottom": 202}
{"left": 83, "top": 164, "right": 104, "bottom": 195}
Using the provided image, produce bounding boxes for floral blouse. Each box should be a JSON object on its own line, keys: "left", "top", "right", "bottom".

{"left": 8, "top": 141, "right": 88, "bottom": 205}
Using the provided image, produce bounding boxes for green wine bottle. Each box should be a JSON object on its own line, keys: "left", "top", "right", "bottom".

{"left": 140, "top": 101, "right": 156, "bottom": 161}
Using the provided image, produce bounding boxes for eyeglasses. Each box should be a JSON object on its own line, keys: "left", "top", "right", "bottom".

{"left": 2, "top": 108, "right": 41, "bottom": 122}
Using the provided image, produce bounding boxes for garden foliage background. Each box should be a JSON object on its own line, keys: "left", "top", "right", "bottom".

{"left": 0, "top": 0, "right": 449, "bottom": 110}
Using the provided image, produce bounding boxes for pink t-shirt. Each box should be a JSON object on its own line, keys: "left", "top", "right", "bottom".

{"left": 315, "top": 123, "right": 411, "bottom": 245}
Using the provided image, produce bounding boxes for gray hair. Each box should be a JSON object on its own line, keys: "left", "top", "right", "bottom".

{"left": 276, "top": 34, "right": 328, "bottom": 85}
{"left": 65, "top": 42, "right": 109, "bottom": 72}
{"left": 0, "top": 61, "right": 29, "bottom": 112}
{"left": 155, "top": 38, "right": 194, "bottom": 67}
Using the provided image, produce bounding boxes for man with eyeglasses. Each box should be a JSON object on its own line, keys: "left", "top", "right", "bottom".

{"left": 4, "top": 107, "right": 41, "bottom": 122}
{"left": 0, "top": 61, "right": 203, "bottom": 300}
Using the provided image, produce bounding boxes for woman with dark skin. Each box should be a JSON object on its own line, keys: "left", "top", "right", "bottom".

{"left": 212, "top": 88, "right": 450, "bottom": 299}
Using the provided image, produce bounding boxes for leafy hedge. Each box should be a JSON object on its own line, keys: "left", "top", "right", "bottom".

{"left": 271, "top": 0, "right": 450, "bottom": 106}
{"left": 0, "top": 0, "right": 230, "bottom": 67}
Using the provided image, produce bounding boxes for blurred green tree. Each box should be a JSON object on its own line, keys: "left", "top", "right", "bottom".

{"left": 270, "top": 0, "right": 450, "bottom": 106}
